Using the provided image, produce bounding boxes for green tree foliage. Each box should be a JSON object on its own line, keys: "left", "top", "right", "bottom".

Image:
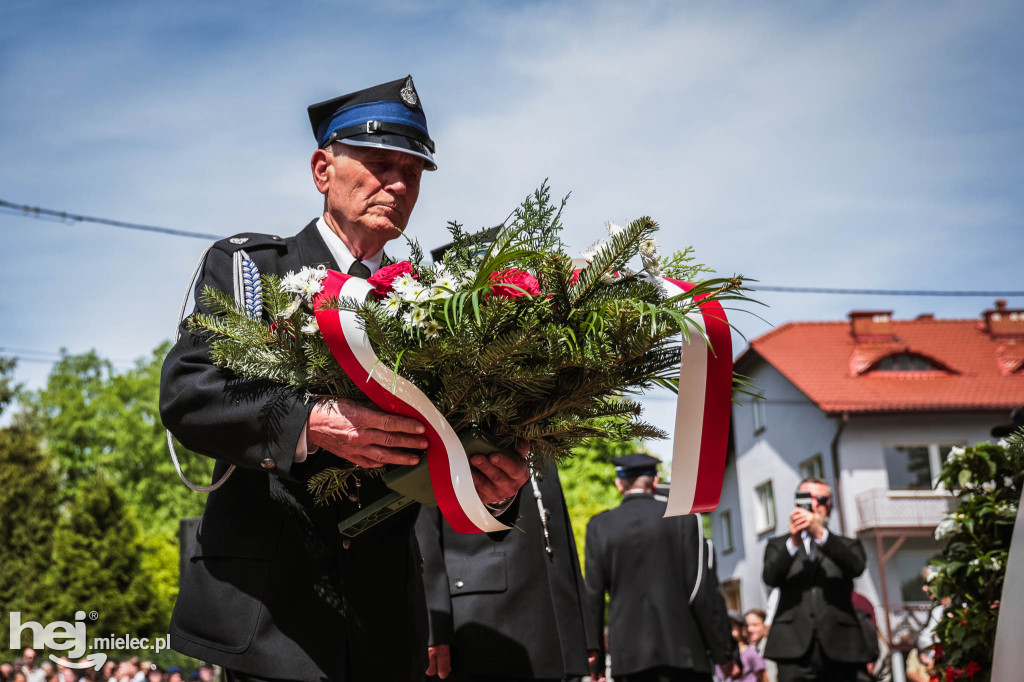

{"left": 42, "top": 472, "right": 163, "bottom": 645}
{"left": 928, "top": 434, "right": 1024, "bottom": 682}
{"left": 0, "top": 358, "right": 59, "bottom": 651}
{"left": 15, "top": 345, "right": 213, "bottom": 656}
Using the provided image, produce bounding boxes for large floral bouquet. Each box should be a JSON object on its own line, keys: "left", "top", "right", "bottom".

{"left": 190, "top": 184, "right": 747, "bottom": 505}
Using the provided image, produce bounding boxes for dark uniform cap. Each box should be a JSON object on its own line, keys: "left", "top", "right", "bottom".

{"left": 307, "top": 75, "right": 436, "bottom": 170}
{"left": 611, "top": 452, "right": 662, "bottom": 478}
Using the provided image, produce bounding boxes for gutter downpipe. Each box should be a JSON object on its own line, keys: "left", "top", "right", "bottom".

{"left": 830, "top": 411, "right": 850, "bottom": 536}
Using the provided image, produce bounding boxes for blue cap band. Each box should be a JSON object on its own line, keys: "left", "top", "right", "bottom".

{"left": 316, "top": 100, "right": 430, "bottom": 148}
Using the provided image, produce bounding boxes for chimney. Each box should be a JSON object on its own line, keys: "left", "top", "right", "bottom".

{"left": 915, "top": 313, "right": 935, "bottom": 321}
{"left": 983, "top": 300, "right": 1024, "bottom": 336}
{"left": 849, "top": 310, "right": 895, "bottom": 341}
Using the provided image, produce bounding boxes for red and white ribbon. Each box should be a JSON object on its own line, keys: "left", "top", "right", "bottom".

{"left": 313, "top": 271, "right": 507, "bottom": 534}
{"left": 660, "top": 277, "right": 733, "bottom": 516}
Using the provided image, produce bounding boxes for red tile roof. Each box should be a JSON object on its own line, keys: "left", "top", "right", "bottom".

{"left": 741, "top": 315, "right": 1024, "bottom": 414}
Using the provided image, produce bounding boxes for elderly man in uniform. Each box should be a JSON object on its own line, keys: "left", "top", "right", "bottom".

{"left": 584, "top": 454, "right": 738, "bottom": 682}
{"left": 161, "top": 76, "right": 528, "bottom": 682}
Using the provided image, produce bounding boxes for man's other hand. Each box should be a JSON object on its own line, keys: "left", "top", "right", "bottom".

{"left": 307, "top": 399, "right": 427, "bottom": 468}
{"left": 720, "top": 660, "right": 741, "bottom": 678}
{"left": 425, "top": 644, "right": 451, "bottom": 679}
{"left": 469, "top": 440, "right": 529, "bottom": 505}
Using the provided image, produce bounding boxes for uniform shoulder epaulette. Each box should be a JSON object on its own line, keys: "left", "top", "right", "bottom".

{"left": 212, "top": 232, "right": 288, "bottom": 254}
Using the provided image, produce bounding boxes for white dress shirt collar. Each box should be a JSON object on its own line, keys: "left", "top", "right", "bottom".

{"left": 316, "top": 216, "right": 383, "bottom": 275}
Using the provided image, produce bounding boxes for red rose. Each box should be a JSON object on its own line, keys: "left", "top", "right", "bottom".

{"left": 933, "top": 644, "right": 944, "bottom": 660}
{"left": 367, "top": 261, "right": 416, "bottom": 297}
{"left": 945, "top": 667, "right": 961, "bottom": 682}
{"left": 964, "top": 661, "right": 981, "bottom": 678}
{"left": 489, "top": 268, "right": 541, "bottom": 299}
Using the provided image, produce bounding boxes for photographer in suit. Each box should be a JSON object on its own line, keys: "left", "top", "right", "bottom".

{"left": 762, "top": 478, "right": 871, "bottom": 682}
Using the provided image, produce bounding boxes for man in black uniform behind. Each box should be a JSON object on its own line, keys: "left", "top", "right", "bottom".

{"left": 161, "top": 76, "right": 528, "bottom": 682}
{"left": 583, "top": 454, "right": 738, "bottom": 682}
{"left": 416, "top": 463, "right": 595, "bottom": 682}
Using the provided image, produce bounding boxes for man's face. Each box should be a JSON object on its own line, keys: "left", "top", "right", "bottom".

{"left": 798, "top": 481, "right": 832, "bottom": 521}
{"left": 318, "top": 145, "right": 424, "bottom": 243}
{"left": 22, "top": 650, "right": 35, "bottom": 668}
{"left": 745, "top": 613, "right": 767, "bottom": 644}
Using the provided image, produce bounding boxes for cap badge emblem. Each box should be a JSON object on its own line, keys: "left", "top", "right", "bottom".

{"left": 230, "top": 237, "right": 249, "bottom": 245}
{"left": 400, "top": 77, "right": 419, "bottom": 106}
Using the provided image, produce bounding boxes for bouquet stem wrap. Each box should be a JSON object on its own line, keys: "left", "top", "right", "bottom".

{"left": 314, "top": 271, "right": 508, "bottom": 533}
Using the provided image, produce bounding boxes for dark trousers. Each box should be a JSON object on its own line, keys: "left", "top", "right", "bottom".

{"left": 775, "top": 639, "right": 863, "bottom": 682}
{"left": 615, "top": 667, "right": 712, "bottom": 682}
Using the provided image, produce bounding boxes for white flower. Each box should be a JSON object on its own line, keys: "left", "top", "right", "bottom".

{"left": 934, "top": 517, "right": 958, "bottom": 540}
{"left": 423, "top": 320, "right": 440, "bottom": 339}
{"left": 946, "top": 446, "right": 966, "bottom": 464}
{"left": 969, "top": 558, "right": 980, "bottom": 567}
{"left": 982, "top": 481, "right": 997, "bottom": 493}
{"left": 642, "top": 253, "right": 662, "bottom": 277}
{"left": 402, "top": 306, "right": 429, "bottom": 327}
{"left": 281, "top": 266, "right": 326, "bottom": 300}
{"left": 381, "top": 293, "right": 403, "bottom": 317}
{"left": 431, "top": 271, "right": 459, "bottom": 299}
{"left": 460, "top": 270, "right": 477, "bottom": 286}
{"left": 987, "top": 556, "right": 1002, "bottom": 570}
{"left": 392, "top": 273, "right": 419, "bottom": 296}
{"left": 639, "top": 238, "right": 659, "bottom": 258}
{"left": 1005, "top": 476, "right": 1015, "bottom": 488}
{"left": 605, "top": 221, "right": 625, "bottom": 237}
{"left": 581, "top": 240, "right": 606, "bottom": 264}
{"left": 278, "top": 296, "right": 302, "bottom": 319}
{"left": 300, "top": 316, "right": 319, "bottom": 335}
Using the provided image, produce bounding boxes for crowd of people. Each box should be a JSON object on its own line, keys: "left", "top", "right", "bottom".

{"left": 0, "top": 651, "right": 216, "bottom": 682}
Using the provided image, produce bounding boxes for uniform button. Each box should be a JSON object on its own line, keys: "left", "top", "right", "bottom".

{"left": 260, "top": 458, "right": 276, "bottom": 470}
{"left": 455, "top": 580, "right": 464, "bottom": 589}
{"left": 271, "top": 235, "right": 282, "bottom": 241}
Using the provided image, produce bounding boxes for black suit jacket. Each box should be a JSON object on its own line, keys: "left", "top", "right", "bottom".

{"left": 583, "top": 494, "right": 737, "bottom": 677}
{"left": 415, "top": 464, "right": 593, "bottom": 680}
{"left": 161, "top": 221, "right": 428, "bottom": 681}
{"left": 762, "top": 532, "right": 871, "bottom": 664}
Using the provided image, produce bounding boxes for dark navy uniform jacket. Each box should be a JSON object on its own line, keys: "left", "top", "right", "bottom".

{"left": 415, "top": 464, "right": 593, "bottom": 681}
{"left": 584, "top": 493, "right": 737, "bottom": 677}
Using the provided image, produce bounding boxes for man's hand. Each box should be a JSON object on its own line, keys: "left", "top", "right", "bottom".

{"left": 469, "top": 440, "right": 530, "bottom": 505}
{"left": 425, "top": 644, "right": 451, "bottom": 679}
{"left": 307, "top": 399, "right": 427, "bottom": 468}
{"left": 789, "top": 507, "right": 824, "bottom": 540}
{"left": 720, "top": 660, "right": 741, "bottom": 678}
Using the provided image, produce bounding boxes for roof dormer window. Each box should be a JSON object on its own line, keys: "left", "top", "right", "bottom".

{"left": 873, "top": 353, "right": 939, "bottom": 372}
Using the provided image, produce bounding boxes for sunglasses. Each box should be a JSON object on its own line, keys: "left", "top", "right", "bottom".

{"left": 814, "top": 495, "right": 831, "bottom": 506}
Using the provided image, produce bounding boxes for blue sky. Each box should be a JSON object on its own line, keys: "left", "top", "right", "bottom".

{"left": 2, "top": 0, "right": 1022, "bottom": 452}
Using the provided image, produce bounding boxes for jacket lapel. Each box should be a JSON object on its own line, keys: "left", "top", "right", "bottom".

{"left": 295, "top": 219, "right": 340, "bottom": 271}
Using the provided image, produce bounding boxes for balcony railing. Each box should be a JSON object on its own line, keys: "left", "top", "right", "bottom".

{"left": 855, "top": 488, "right": 956, "bottom": 532}
{"left": 885, "top": 602, "right": 935, "bottom": 650}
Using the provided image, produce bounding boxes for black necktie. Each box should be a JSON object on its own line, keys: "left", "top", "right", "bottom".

{"left": 348, "top": 260, "right": 371, "bottom": 279}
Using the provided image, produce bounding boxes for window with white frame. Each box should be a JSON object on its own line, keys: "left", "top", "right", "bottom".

{"left": 799, "top": 454, "right": 824, "bottom": 481}
{"left": 752, "top": 396, "right": 766, "bottom": 434}
{"left": 883, "top": 443, "right": 961, "bottom": 490}
{"left": 754, "top": 481, "right": 776, "bottom": 533}
{"left": 719, "top": 509, "right": 734, "bottom": 553}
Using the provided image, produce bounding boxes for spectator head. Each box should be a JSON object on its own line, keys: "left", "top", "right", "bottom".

{"left": 101, "top": 660, "right": 117, "bottom": 679}
{"left": 728, "top": 610, "right": 750, "bottom": 645}
{"left": 796, "top": 477, "right": 833, "bottom": 523}
{"left": 745, "top": 608, "right": 768, "bottom": 645}
{"left": 59, "top": 667, "right": 77, "bottom": 682}
{"left": 197, "top": 662, "right": 215, "bottom": 682}
{"left": 21, "top": 650, "right": 36, "bottom": 670}
{"left": 145, "top": 663, "right": 163, "bottom": 682}
{"left": 166, "top": 666, "right": 183, "bottom": 682}
{"left": 11, "top": 674, "right": 26, "bottom": 682}
{"left": 1, "top": 663, "right": 14, "bottom": 679}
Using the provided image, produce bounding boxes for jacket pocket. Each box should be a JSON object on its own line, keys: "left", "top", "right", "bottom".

{"left": 447, "top": 552, "right": 507, "bottom": 595}
{"left": 190, "top": 511, "right": 282, "bottom": 560}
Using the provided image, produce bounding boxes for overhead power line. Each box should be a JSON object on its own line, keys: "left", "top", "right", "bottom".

{"left": 753, "top": 285, "right": 1024, "bottom": 297}
{"left": 2, "top": 199, "right": 1020, "bottom": 298}
{"left": 0, "top": 199, "right": 221, "bottom": 241}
